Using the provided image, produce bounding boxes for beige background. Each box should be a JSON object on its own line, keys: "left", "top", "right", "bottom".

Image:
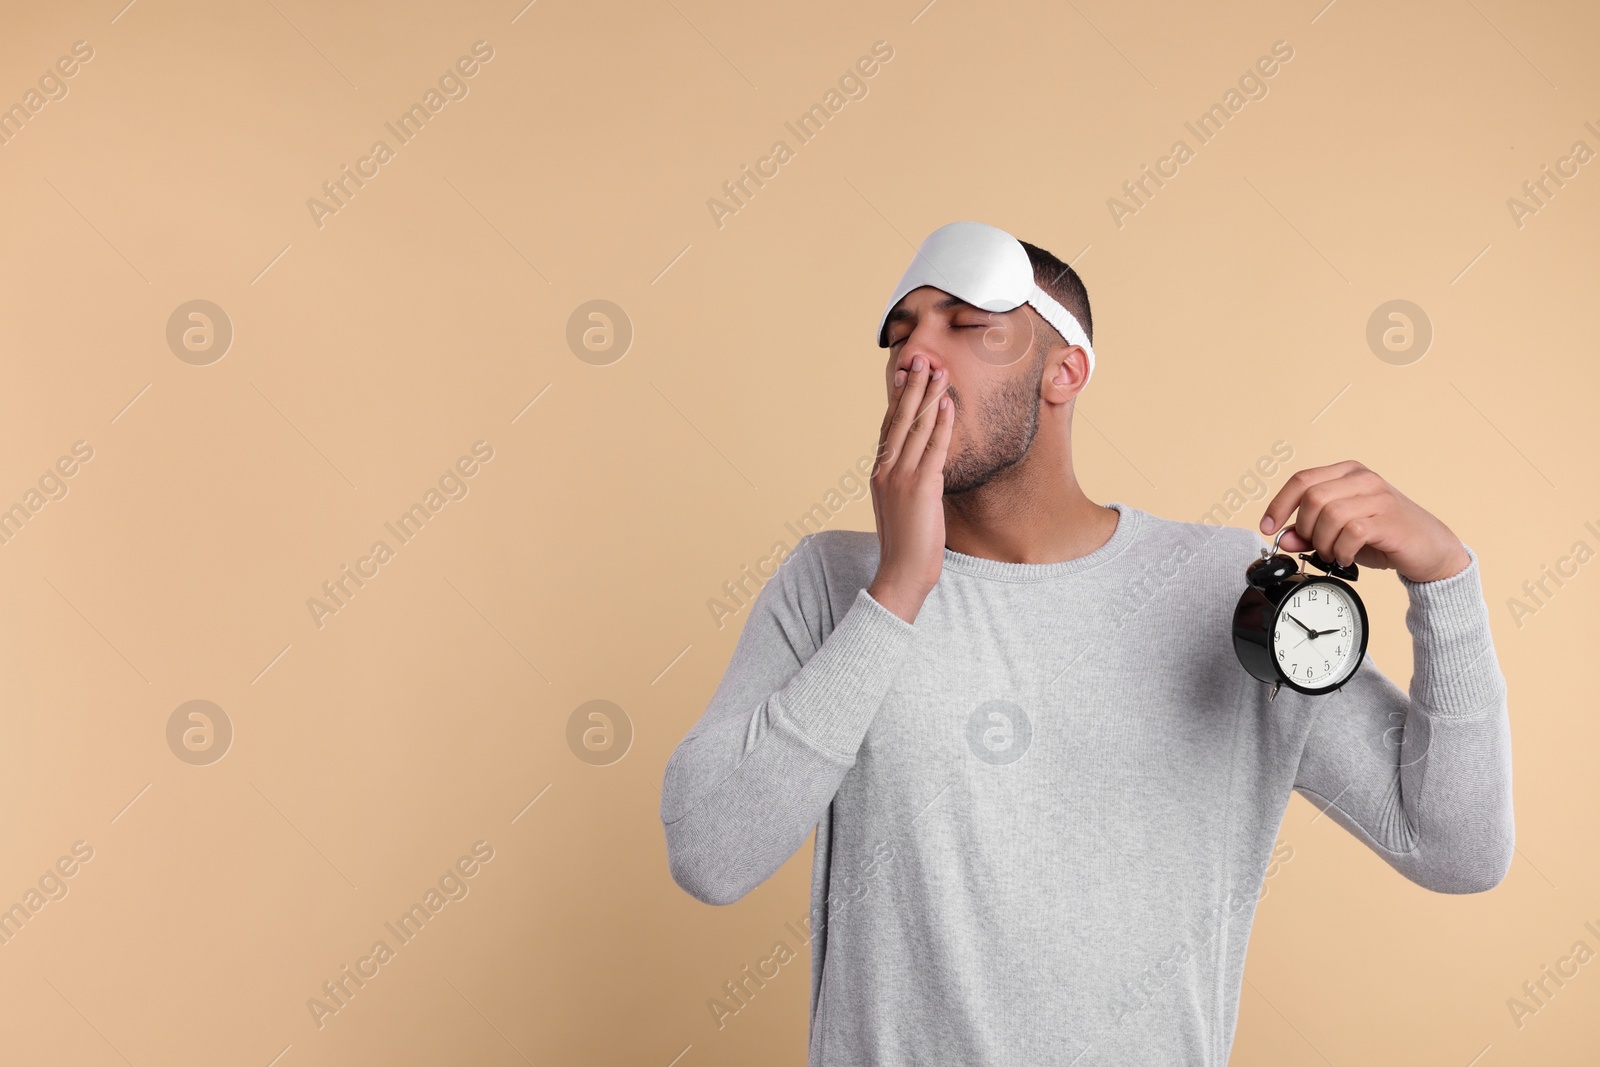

{"left": 0, "top": 0, "right": 1595, "bottom": 1063}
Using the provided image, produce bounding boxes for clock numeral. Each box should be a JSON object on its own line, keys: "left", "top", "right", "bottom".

{"left": 1308, "top": 588, "right": 1319, "bottom": 601}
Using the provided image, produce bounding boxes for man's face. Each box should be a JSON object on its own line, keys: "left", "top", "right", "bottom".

{"left": 881, "top": 286, "right": 1047, "bottom": 496}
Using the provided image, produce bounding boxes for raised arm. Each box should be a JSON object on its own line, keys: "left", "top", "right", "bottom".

{"left": 1292, "top": 542, "right": 1514, "bottom": 892}
{"left": 1256, "top": 462, "right": 1515, "bottom": 893}
{"left": 662, "top": 349, "right": 955, "bottom": 905}
{"left": 660, "top": 536, "right": 917, "bottom": 906}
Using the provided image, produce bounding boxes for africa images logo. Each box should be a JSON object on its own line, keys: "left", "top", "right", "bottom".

{"left": 966, "top": 700, "right": 1032, "bottom": 765}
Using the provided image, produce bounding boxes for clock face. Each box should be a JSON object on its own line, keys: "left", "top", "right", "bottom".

{"left": 1270, "top": 580, "right": 1364, "bottom": 689}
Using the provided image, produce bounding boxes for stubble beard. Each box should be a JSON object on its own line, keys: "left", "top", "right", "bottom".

{"left": 940, "top": 370, "right": 1042, "bottom": 497}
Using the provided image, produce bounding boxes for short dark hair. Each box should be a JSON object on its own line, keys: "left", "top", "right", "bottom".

{"left": 1018, "top": 240, "right": 1092, "bottom": 348}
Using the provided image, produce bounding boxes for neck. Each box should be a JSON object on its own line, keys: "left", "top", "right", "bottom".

{"left": 940, "top": 409, "right": 1118, "bottom": 565}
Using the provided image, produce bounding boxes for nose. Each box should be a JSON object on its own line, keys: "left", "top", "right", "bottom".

{"left": 893, "top": 332, "right": 948, "bottom": 377}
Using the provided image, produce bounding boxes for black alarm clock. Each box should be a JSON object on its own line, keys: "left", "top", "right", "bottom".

{"left": 1232, "top": 524, "right": 1369, "bottom": 701}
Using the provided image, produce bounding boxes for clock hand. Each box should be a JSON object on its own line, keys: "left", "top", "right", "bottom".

{"left": 1285, "top": 613, "right": 1319, "bottom": 639}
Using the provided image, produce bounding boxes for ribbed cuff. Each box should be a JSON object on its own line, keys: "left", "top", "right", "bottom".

{"left": 1398, "top": 543, "right": 1506, "bottom": 716}
{"left": 776, "top": 586, "right": 918, "bottom": 759}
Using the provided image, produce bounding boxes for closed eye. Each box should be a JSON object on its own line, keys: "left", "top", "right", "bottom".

{"left": 890, "top": 323, "right": 987, "bottom": 346}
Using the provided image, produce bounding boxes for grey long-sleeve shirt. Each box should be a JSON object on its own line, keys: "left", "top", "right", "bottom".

{"left": 660, "top": 500, "right": 1514, "bottom": 1065}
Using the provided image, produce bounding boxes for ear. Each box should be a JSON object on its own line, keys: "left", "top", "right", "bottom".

{"left": 1040, "top": 342, "right": 1090, "bottom": 405}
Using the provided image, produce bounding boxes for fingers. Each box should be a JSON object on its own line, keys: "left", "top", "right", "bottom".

{"left": 876, "top": 361, "right": 928, "bottom": 473}
{"left": 1329, "top": 515, "right": 1374, "bottom": 569}
{"left": 877, "top": 356, "right": 942, "bottom": 476}
{"left": 1294, "top": 468, "right": 1382, "bottom": 557}
{"left": 921, "top": 392, "right": 954, "bottom": 479}
{"left": 1259, "top": 460, "right": 1365, "bottom": 540}
{"left": 873, "top": 369, "right": 906, "bottom": 475}
{"left": 902, "top": 366, "right": 948, "bottom": 472}
{"left": 1308, "top": 492, "right": 1383, "bottom": 566}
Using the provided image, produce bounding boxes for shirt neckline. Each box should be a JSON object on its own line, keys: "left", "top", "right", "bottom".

{"left": 938, "top": 501, "right": 1143, "bottom": 582}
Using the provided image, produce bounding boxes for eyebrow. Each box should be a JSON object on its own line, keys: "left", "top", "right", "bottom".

{"left": 884, "top": 294, "right": 977, "bottom": 332}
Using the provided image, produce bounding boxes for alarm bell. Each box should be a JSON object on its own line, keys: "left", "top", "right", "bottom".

{"left": 1250, "top": 525, "right": 1360, "bottom": 584}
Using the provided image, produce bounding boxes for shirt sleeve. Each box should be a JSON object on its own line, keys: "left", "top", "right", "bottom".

{"left": 1291, "top": 542, "right": 1515, "bottom": 893}
{"left": 660, "top": 535, "right": 919, "bottom": 906}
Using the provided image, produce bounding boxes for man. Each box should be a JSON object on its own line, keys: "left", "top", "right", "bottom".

{"left": 659, "top": 220, "right": 1514, "bottom": 1064}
